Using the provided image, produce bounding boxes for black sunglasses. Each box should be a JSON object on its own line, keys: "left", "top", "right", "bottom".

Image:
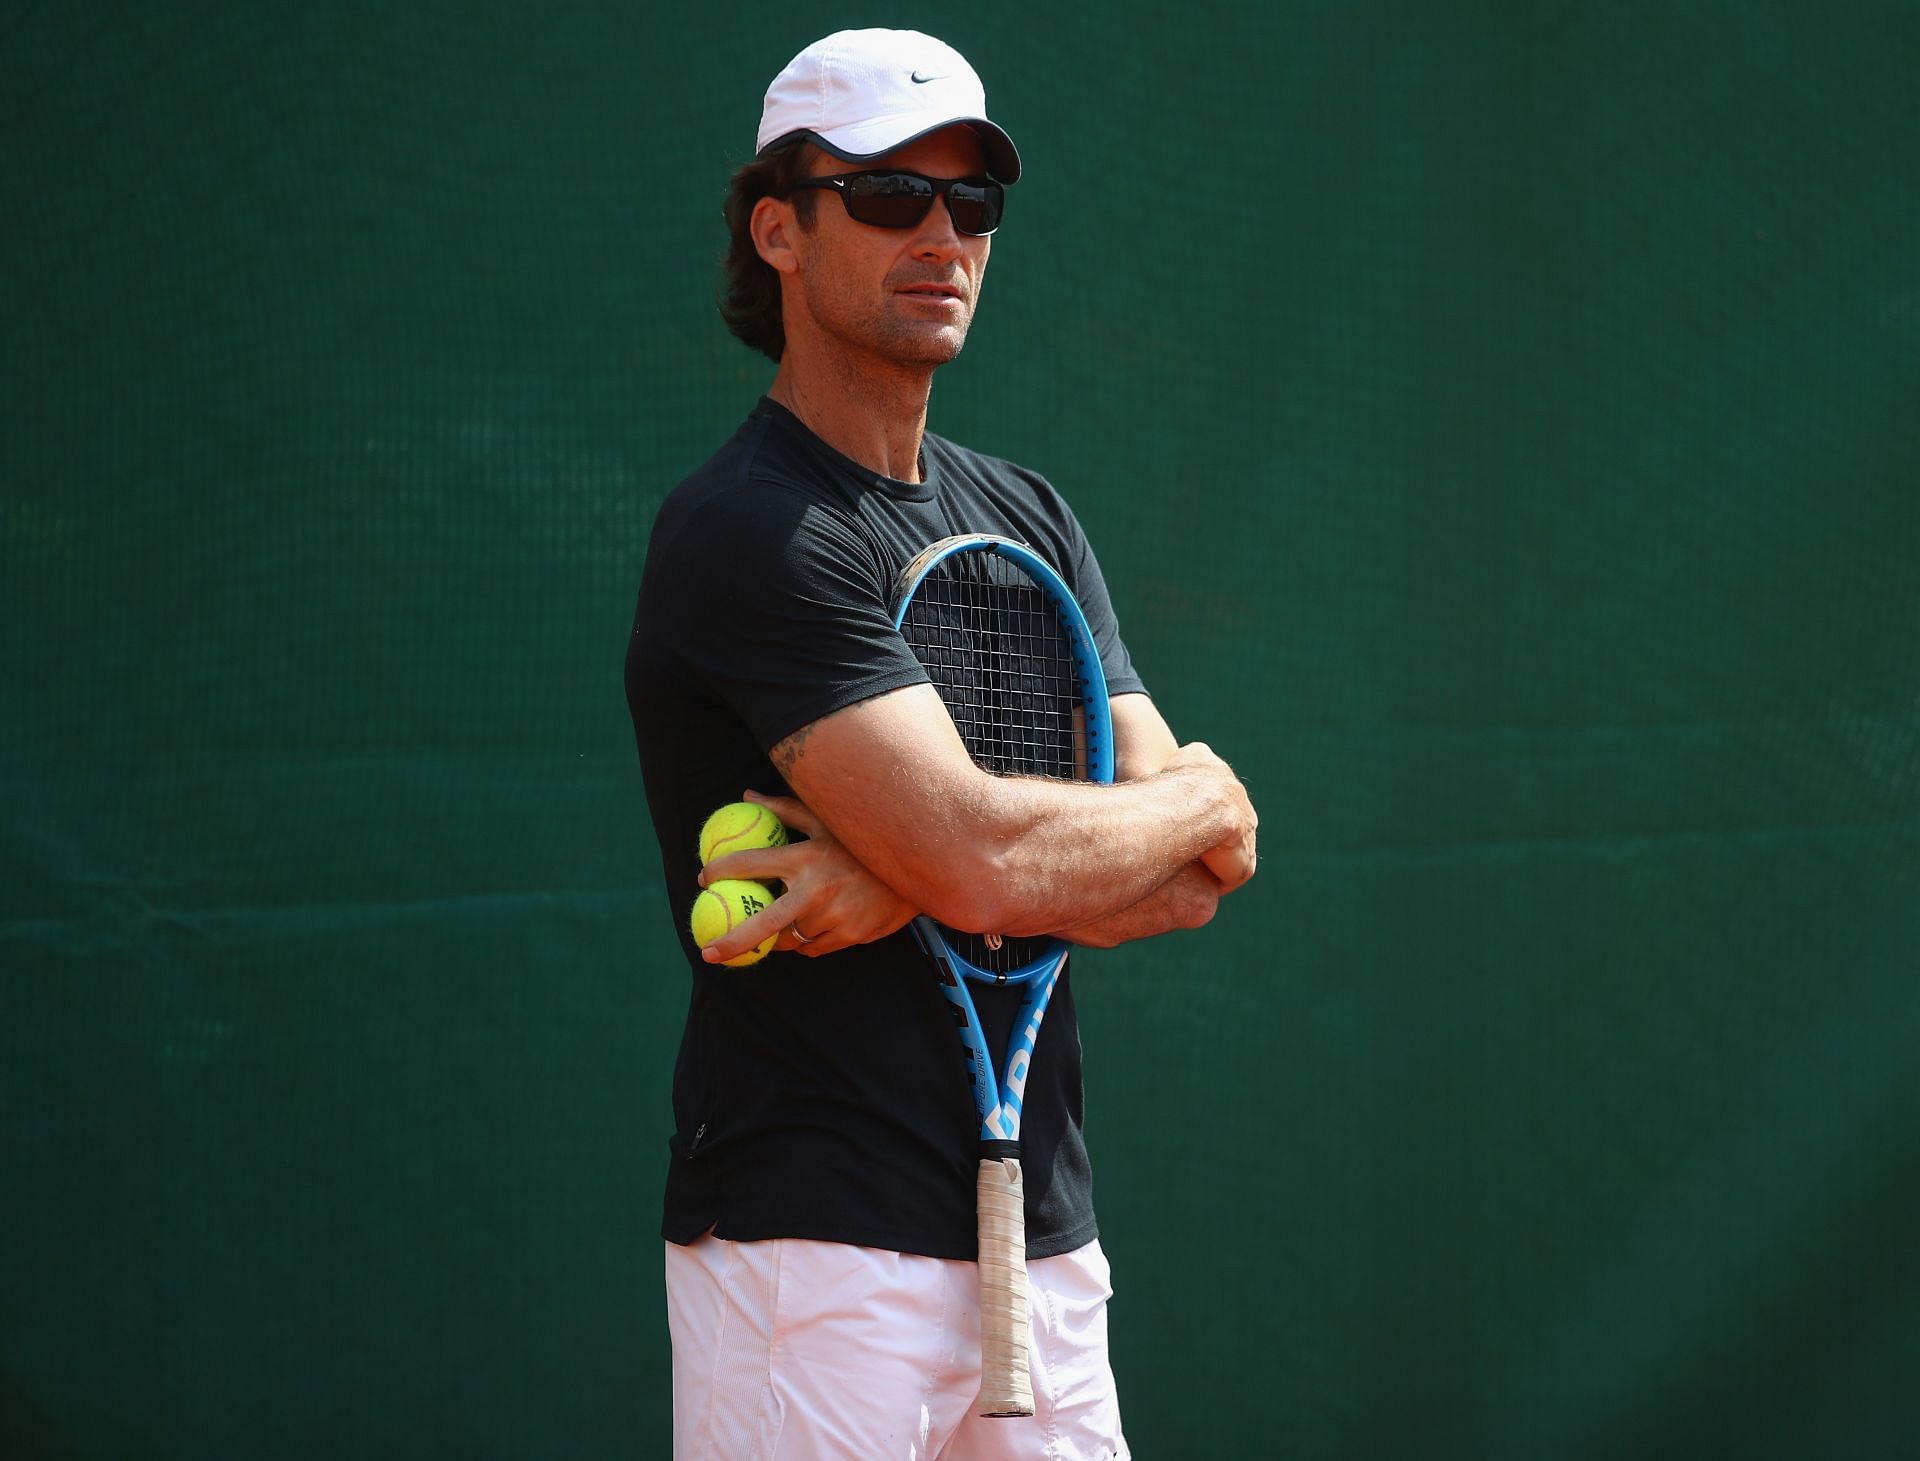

{"left": 788, "top": 170, "right": 1004, "bottom": 237}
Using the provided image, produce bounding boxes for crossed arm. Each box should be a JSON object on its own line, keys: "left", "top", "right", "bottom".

{"left": 695, "top": 687, "right": 1257, "bottom": 964}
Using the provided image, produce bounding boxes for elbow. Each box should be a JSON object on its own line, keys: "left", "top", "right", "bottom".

{"left": 915, "top": 860, "right": 1017, "bottom": 935}
{"left": 910, "top": 844, "right": 1035, "bottom": 937}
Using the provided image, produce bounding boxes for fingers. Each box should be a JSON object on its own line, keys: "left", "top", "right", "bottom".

{"left": 698, "top": 893, "right": 842, "bottom": 963}
{"left": 700, "top": 890, "right": 797, "bottom": 965}
{"left": 694, "top": 848, "right": 823, "bottom": 961}
{"left": 694, "top": 836, "right": 842, "bottom": 961}
{"left": 771, "top": 912, "right": 838, "bottom": 957}
{"left": 1163, "top": 739, "right": 1226, "bottom": 775}
{"left": 1168, "top": 743, "right": 1258, "bottom": 894}
{"left": 700, "top": 843, "right": 796, "bottom": 887}
{"left": 1206, "top": 782, "right": 1258, "bottom": 892}
{"left": 695, "top": 838, "right": 917, "bottom": 964}
{"left": 1200, "top": 840, "right": 1257, "bottom": 894}
{"left": 1208, "top": 797, "right": 1258, "bottom": 893}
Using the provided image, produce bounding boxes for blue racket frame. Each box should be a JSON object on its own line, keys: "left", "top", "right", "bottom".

{"left": 891, "top": 534, "right": 1116, "bottom": 1147}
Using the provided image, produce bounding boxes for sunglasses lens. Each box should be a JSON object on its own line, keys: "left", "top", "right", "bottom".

{"left": 821, "top": 173, "right": 1004, "bottom": 235}
{"left": 947, "top": 181, "right": 1002, "bottom": 236}
{"left": 845, "top": 173, "right": 936, "bottom": 228}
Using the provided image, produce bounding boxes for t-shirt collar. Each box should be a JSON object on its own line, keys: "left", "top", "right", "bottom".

{"left": 756, "top": 396, "right": 939, "bottom": 503}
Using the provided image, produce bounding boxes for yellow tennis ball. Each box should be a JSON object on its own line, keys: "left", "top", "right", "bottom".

{"left": 699, "top": 801, "right": 788, "bottom": 866}
{"left": 689, "top": 878, "right": 778, "bottom": 967}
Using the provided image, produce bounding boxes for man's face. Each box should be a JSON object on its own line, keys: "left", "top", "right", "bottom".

{"left": 783, "top": 126, "right": 994, "bottom": 368}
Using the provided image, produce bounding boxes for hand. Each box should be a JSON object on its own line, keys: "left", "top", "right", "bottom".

{"left": 696, "top": 790, "right": 918, "bottom": 963}
{"left": 1162, "top": 742, "right": 1258, "bottom": 893}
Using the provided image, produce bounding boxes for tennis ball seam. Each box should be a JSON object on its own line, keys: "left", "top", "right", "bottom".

{"left": 690, "top": 878, "right": 778, "bottom": 968}
{"left": 698, "top": 802, "right": 788, "bottom": 866}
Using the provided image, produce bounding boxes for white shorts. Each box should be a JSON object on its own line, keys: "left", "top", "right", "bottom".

{"left": 664, "top": 1234, "right": 1130, "bottom": 1461}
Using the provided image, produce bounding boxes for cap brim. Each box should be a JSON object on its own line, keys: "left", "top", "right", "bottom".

{"left": 765, "top": 115, "right": 1021, "bottom": 184}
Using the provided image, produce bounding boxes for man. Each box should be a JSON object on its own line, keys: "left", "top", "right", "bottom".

{"left": 625, "top": 28, "right": 1258, "bottom": 1460}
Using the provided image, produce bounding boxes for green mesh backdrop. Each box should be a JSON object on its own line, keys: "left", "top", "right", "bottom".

{"left": 4, "top": 3, "right": 1917, "bottom": 1457}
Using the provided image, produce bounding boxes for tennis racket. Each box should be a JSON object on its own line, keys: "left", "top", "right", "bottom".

{"left": 890, "top": 533, "right": 1115, "bottom": 1418}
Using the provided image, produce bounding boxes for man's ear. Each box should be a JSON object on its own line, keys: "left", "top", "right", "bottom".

{"left": 751, "top": 196, "right": 801, "bottom": 275}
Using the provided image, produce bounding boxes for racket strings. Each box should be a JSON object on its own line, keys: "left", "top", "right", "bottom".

{"left": 899, "top": 553, "right": 1083, "bottom": 975}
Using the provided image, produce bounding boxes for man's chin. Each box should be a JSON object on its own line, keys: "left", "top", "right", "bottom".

{"left": 890, "top": 330, "right": 967, "bottom": 364}
{"left": 880, "top": 324, "right": 969, "bottom": 367}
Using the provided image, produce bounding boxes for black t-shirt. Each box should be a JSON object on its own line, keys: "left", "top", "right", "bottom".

{"left": 625, "top": 398, "right": 1146, "bottom": 1260}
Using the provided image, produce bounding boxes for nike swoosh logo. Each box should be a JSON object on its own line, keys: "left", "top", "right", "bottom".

{"left": 910, "top": 71, "right": 945, "bottom": 84}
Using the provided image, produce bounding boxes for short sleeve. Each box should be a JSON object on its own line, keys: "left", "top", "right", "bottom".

{"left": 642, "top": 480, "right": 929, "bottom": 753}
{"left": 1060, "top": 516, "right": 1146, "bottom": 700}
{"left": 991, "top": 463, "right": 1148, "bottom": 702}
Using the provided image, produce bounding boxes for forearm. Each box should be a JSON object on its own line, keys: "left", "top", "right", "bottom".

{"left": 937, "top": 765, "right": 1242, "bottom": 937}
{"left": 773, "top": 685, "right": 1256, "bottom": 940}
{"left": 1057, "top": 862, "right": 1223, "bottom": 948}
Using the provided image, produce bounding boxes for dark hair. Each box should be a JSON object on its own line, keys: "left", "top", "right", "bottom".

{"left": 719, "top": 140, "right": 822, "bottom": 362}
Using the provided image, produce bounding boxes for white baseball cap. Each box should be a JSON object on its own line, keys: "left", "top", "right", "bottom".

{"left": 756, "top": 28, "right": 1021, "bottom": 184}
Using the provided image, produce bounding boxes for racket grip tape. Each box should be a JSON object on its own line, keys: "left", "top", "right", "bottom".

{"left": 975, "top": 1155, "right": 1036, "bottom": 1418}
